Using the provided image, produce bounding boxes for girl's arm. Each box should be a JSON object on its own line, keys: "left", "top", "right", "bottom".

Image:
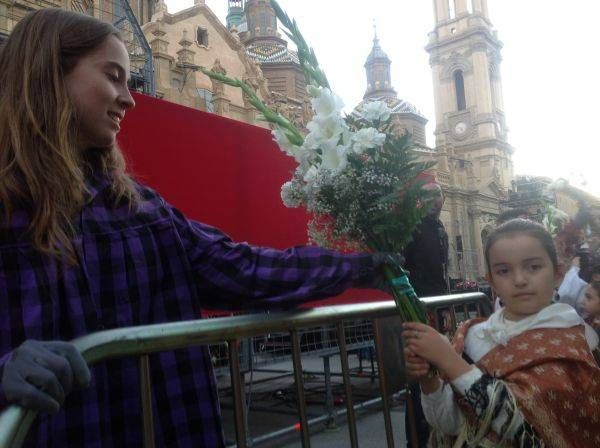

{"left": 404, "top": 323, "right": 529, "bottom": 441}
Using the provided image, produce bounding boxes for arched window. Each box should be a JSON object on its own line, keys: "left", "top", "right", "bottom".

{"left": 454, "top": 70, "right": 466, "bottom": 111}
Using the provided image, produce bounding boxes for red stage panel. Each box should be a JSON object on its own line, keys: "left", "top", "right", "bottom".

{"left": 118, "top": 93, "right": 387, "bottom": 308}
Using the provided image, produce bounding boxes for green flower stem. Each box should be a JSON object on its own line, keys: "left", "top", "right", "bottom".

{"left": 197, "top": 66, "right": 304, "bottom": 146}
{"left": 382, "top": 264, "right": 427, "bottom": 323}
{"left": 269, "top": 0, "right": 330, "bottom": 89}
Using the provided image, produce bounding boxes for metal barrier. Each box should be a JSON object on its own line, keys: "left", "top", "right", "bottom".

{"left": 0, "top": 292, "right": 491, "bottom": 448}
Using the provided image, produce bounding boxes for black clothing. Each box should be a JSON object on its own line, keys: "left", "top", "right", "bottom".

{"left": 403, "top": 214, "right": 449, "bottom": 448}
{"left": 403, "top": 215, "right": 449, "bottom": 297}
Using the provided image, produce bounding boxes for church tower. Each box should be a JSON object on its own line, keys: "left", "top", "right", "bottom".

{"left": 426, "top": 0, "right": 513, "bottom": 190}
{"left": 226, "top": 0, "right": 245, "bottom": 30}
{"left": 354, "top": 31, "right": 428, "bottom": 146}
{"left": 363, "top": 31, "right": 396, "bottom": 99}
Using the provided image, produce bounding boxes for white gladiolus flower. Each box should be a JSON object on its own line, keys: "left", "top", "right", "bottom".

{"left": 351, "top": 127, "right": 386, "bottom": 154}
{"left": 311, "top": 88, "right": 344, "bottom": 119}
{"left": 272, "top": 128, "right": 301, "bottom": 161}
{"left": 361, "top": 101, "right": 392, "bottom": 122}
{"left": 321, "top": 144, "right": 348, "bottom": 173}
{"left": 306, "top": 115, "right": 347, "bottom": 145}
{"left": 306, "top": 84, "right": 321, "bottom": 98}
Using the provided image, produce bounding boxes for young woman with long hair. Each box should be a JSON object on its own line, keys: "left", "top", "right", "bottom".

{"left": 0, "top": 9, "right": 386, "bottom": 447}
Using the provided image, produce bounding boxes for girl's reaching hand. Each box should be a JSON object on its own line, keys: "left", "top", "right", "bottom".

{"left": 403, "top": 322, "right": 472, "bottom": 380}
{"left": 402, "top": 322, "right": 454, "bottom": 367}
{"left": 403, "top": 347, "right": 430, "bottom": 380}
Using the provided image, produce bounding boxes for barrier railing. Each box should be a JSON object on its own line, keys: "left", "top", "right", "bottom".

{"left": 0, "top": 292, "right": 491, "bottom": 448}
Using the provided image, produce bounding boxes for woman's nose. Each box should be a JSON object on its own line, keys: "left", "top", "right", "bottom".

{"left": 119, "top": 88, "right": 136, "bottom": 109}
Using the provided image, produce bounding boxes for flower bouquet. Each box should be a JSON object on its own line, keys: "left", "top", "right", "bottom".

{"left": 199, "top": 0, "right": 437, "bottom": 323}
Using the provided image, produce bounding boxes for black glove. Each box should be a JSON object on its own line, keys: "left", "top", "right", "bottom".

{"left": 372, "top": 252, "right": 406, "bottom": 293}
{"left": 1, "top": 340, "right": 90, "bottom": 414}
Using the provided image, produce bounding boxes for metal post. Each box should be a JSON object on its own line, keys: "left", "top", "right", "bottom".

{"left": 139, "top": 355, "right": 155, "bottom": 448}
{"left": 228, "top": 340, "right": 248, "bottom": 448}
{"left": 291, "top": 330, "right": 311, "bottom": 447}
{"left": 336, "top": 322, "right": 359, "bottom": 448}
{"left": 323, "top": 356, "right": 336, "bottom": 429}
{"left": 373, "top": 319, "right": 395, "bottom": 447}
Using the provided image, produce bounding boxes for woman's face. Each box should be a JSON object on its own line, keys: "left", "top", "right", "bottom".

{"left": 64, "top": 35, "right": 135, "bottom": 150}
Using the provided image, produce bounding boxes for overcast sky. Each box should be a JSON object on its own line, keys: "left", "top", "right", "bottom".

{"left": 166, "top": 0, "right": 600, "bottom": 196}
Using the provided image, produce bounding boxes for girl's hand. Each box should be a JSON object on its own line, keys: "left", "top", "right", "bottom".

{"left": 403, "top": 322, "right": 472, "bottom": 380}
{"left": 402, "top": 322, "right": 454, "bottom": 367}
{"left": 403, "top": 347, "right": 430, "bottom": 380}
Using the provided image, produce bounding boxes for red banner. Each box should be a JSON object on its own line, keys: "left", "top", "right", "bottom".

{"left": 118, "top": 93, "right": 387, "bottom": 309}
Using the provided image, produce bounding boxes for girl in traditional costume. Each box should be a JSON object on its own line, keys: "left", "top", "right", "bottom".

{"left": 403, "top": 219, "right": 600, "bottom": 447}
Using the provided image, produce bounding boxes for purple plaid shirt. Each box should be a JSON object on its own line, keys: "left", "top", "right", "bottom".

{"left": 0, "top": 177, "right": 375, "bottom": 447}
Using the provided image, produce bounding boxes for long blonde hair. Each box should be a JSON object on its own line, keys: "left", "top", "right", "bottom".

{"left": 0, "top": 9, "right": 139, "bottom": 260}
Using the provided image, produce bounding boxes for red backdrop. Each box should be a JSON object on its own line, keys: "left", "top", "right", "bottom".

{"left": 117, "top": 93, "right": 386, "bottom": 309}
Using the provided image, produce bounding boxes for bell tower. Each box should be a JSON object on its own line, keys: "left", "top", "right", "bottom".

{"left": 427, "top": 0, "right": 513, "bottom": 190}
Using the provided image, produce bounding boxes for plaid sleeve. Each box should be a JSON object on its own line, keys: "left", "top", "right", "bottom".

{"left": 0, "top": 351, "right": 11, "bottom": 410}
{"left": 166, "top": 205, "right": 376, "bottom": 310}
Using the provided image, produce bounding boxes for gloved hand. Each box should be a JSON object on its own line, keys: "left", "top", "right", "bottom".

{"left": 371, "top": 252, "right": 406, "bottom": 293}
{"left": 1, "top": 340, "right": 90, "bottom": 414}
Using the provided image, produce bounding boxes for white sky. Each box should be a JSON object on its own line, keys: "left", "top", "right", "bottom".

{"left": 166, "top": 0, "right": 600, "bottom": 196}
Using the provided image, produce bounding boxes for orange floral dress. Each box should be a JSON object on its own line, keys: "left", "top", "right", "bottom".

{"left": 435, "top": 318, "right": 600, "bottom": 448}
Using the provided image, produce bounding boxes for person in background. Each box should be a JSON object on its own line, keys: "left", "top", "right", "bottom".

{"left": 0, "top": 10, "right": 391, "bottom": 447}
{"left": 402, "top": 180, "right": 449, "bottom": 448}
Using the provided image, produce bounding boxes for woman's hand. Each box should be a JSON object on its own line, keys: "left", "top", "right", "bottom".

{"left": 1, "top": 340, "right": 90, "bottom": 414}
{"left": 403, "top": 322, "right": 472, "bottom": 380}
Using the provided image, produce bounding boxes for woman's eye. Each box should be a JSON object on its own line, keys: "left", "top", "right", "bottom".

{"left": 495, "top": 269, "right": 508, "bottom": 275}
{"left": 107, "top": 73, "right": 119, "bottom": 82}
{"left": 529, "top": 264, "right": 542, "bottom": 271}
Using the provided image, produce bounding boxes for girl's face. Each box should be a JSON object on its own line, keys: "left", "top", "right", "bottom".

{"left": 583, "top": 285, "right": 600, "bottom": 319}
{"left": 487, "top": 234, "right": 561, "bottom": 321}
{"left": 64, "top": 35, "right": 135, "bottom": 150}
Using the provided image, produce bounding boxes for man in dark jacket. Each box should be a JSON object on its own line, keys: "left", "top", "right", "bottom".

{"left": 403, "top": 182, "right": 449, "bottom": 448}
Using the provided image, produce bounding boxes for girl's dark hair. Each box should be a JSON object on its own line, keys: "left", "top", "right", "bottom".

{"left": 485, "top": 218, "right": 558, "bottom": 273}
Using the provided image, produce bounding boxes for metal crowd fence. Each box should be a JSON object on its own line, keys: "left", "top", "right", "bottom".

{"left": 0, "top": 292, "right": 492, "bottom": 448}
{"left": 0, "top": 0, "right": 154, "bottom": 95}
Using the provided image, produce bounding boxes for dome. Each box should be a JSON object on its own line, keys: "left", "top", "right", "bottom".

{"left": 353, "top": 95, "right": 426, "bottom": 120}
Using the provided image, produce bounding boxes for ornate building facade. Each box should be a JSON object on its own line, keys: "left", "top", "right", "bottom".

{"left": 426, "top": 0, "right": 513, "bottom": 280}
{"left": 139, "top": 0, "right": 309, "bottom": 127}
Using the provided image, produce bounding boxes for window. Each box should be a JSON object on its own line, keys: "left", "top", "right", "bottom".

{"left": 454, "top": 70, "right": 466, "bottom": 111}
{"left": 197, "top": 88, "right": 214, "bottom": 113}
{"left": 449, "top": 0, "right": 456, "bottom": 19}
{"left": 467, "top": 0, "right": 473, "bottom": 14}
{"left": 196, "top": 27, "right": 208, "bottom": 46}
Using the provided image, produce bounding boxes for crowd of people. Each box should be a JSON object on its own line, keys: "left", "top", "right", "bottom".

{"left": 0, "top": 8, "right": 599, "bottom": 448}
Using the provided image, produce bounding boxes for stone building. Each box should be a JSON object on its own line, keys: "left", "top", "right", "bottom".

{"left": 426, "top": 0, "right": 515, "bottom": 280}
{"left": 141, "top": 0, "right": 271, "bottom": 123}
{"left": 139, "top": 0, "right": 309, "bottom": 127}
